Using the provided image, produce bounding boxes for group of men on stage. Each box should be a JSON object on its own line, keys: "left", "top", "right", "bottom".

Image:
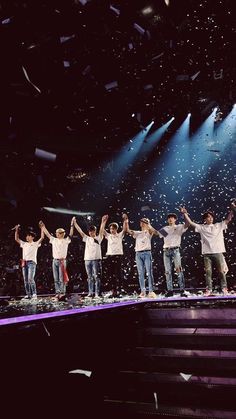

{"left": 14, "top": 201, "right": 236, "bottom": 301}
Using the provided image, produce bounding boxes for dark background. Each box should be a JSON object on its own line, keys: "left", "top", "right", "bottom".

{"left": 0, "top": 0, "right": 236, "bottom": 294}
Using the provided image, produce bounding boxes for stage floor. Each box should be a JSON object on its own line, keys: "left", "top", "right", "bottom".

{"left": 1, "top": 290, "right": 236, "bottom": 326}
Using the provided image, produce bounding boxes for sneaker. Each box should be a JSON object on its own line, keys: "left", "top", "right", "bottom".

{"left": 222, "top": 287, "right": 229, "bottom": 296}
{"left": 85, "top": 294, "right": 93, "bottom": 298}
{"left": 165, "top": 291, "right": 174, "bottom": 297}
{"left": 180, "top": 290, "right": 188, "bottom": 298}
{"left": 32, "top": 294, "right": 37, "bottom": 300}
{"left": 204, "top": 289, "right": 213, "bottom": 296}
{"left": 139, "top": 291, "right": 146, "bottom": 298}
{"left": 22, "top": 295, "right": 30, "bottom": 300}
{"left": 148, "top": 291, "right": 157, "bottom": 299}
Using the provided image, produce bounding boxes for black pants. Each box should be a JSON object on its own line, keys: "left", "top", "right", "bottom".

{"left": 106, "top": 255, "right": 123, "bottom": 294}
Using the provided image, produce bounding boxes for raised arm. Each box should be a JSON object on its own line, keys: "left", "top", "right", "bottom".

{"left": 121, "top": 213, "right": 129, "bottom": 233}
{"left": 179, "top": 206, "right": 198, "bottom": 228}
{"left": 224, "top": 202, "right": 235, "bottom": 225}
{"left": 14, "top": 225, "right": 21, "bottom": 244}
{"left": 73, "top": 218, "right": 86, "bottom": 238}
{"left": 38, "top": 221, "right": 52, "bottom": 240}
{"left": 124, "top": 216, "right": 135, "bottom": 236}
{"left": 69, "top": 217, "right": 75, "bottom": 238}
{"left": 99, "top": 214, "right": 109, "bottom": 238}
{"left": 38, "top": 225, "right": 45, "bottom": 244}
{"left": 147, "top": 221, "right": 159, "bottom": 236}
{"left": 179, "top": 207, "right": 190, "bottom": 228}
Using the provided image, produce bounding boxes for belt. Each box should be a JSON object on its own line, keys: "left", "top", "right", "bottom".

{"left": 136, "top": 249, "right": 151, "bottom": 253}
{"left": 164, "top": 246, "right": 180, "bottom": 250}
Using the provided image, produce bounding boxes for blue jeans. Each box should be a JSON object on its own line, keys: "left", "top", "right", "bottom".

{"left": 22, "top": 261, "right": 37, "bottom": 297}
{"left": 85, "top": 260, "right": 102, "bottom": 296}
{"left": 163, "top": 247, "right": 185, "bottom": 292}
{"left": 52, "top": 259, "right": 67, "bottom": 295}
{"left": 135, "top": 251, "right": 154, "bottom": 293}
{"left": 203, "top": 253, "right": 227, "bottom": 291}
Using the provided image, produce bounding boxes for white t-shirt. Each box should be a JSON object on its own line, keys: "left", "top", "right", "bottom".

{"left": 83, "top": 235, "right": 102, "bottom": 260}
{"left": 132, "top": 230, "right": 152, "bottom": 252}
{"left": 195, "top": 221, "right": 227, "bottom": 254}
{"left": 104, "top": 231, "right": 124, "bottom": 255}
{"left": 20, "top": 240, "right": 41, "bottom": 264}
{"left": 159, "top": 224, "right": 187, "bottom": 249}
{"left": 49, "top": 236, "right": 71, "bottom": 259}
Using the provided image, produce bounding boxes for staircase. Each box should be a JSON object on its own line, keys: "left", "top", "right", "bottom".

{"left": 103, "top": 304, "right": 236, "bottom": 418}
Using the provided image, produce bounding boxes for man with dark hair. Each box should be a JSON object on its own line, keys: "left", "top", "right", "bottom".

{"left": 14, "top": 225, "right": 44, "bottom": 300}
{"left": 125, "top": 216, "right": 158, "bottom": 298}
{"left": 180, "top": 205, "right": 234, "bottom": 296}
{"left": 72, "top": 216, "right": 107, "bottom": 298}
{"left": 158, "top": 212, "right": 188, "bottom": 297}
{"left": 39, "top": 220, "right": 74, "bottom": 300}
{"left": 100, "top": 214, "right": 128, "bottom": 297}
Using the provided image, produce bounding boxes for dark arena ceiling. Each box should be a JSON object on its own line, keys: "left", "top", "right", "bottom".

{"left": 0, "top": 0, "right": 235, "bottom": 158}
{"left": 0, "top": 0, "right": 236, "bottom": 226}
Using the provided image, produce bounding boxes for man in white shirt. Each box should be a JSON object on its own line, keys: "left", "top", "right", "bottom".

{"left": 126, "top": 216, "right": 158, "bottom": 298}
{"left": 180, "top": 206, "right": 234, "bottom": 295}
{"left": 15, "top": 225, "right": 44, "bottom": 300}
{"left": 72, "top": 216, "right": 107, "bottom": 298}
{"left": 158, "top": 213, "right": 188, "bottom": 297}
{"left": 39, "top": 220, "right": 74, "bottom": 300}
{"left": 100, "top": 214, "right": 128, "bottom": 297}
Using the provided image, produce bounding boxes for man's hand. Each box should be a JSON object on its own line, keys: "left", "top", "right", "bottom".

{"left": 179, "top": 206, "right": 187, "bottom": 214}
{"left": 231, "top": 201, "right": 236, "bottom": 211}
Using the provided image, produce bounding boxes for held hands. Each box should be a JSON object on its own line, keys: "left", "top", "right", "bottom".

{"left": 102, "top": 214, "right": 109, "bottom": 223}
{"left": 71, "top": 216, "right": 76, "bottom": 225}
{"left": 231, "top": 201, "right": 236, "bottom": 211}
{"left": 179, "top": 206, "right": 188, "bottom": 214}
{"left": 122, "top": 213, "right": 128, "bottom": 221}
{"left": 39, "top": 221, "right": 45, "bottom": 228}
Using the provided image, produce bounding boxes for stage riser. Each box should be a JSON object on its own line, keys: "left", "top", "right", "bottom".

{"left": 104, "top": 385, "right": 236, "bottom": 410}
{"left": 103, "top": 402, "right": 236, "bottom": 419}
{"left": 144, "top": 307, "right": 236, "bottom": 327}
{"left": 136, "top": 327, "right": 236, "bottom": 349}
{"left": 103, "top": 303, "right": 236, "bottom": 417}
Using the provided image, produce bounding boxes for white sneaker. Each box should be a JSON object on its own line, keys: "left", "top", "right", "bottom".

{"left": 32, "top": 294, "right": 37, "bottom": 300}
{"left": 148, "top": 291, "right": 157, "bottom": 299}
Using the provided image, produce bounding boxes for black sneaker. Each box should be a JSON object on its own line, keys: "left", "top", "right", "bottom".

{"left": 165, "top": 291, "right": 174, "bottom": 297}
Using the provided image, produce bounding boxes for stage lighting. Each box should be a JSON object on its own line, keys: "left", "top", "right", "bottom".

{"left": 42, "top": 207, "right": 95, "bottom": 216}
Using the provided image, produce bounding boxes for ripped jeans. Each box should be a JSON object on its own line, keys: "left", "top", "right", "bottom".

{"left": 163, "top": 247, "right": 184, "bottom": 292}
{"left": 22, "top": 260, "right": 37, "bottom": 297}
{"left": 203, "top": 253, "right": 227, "bottom": 291}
